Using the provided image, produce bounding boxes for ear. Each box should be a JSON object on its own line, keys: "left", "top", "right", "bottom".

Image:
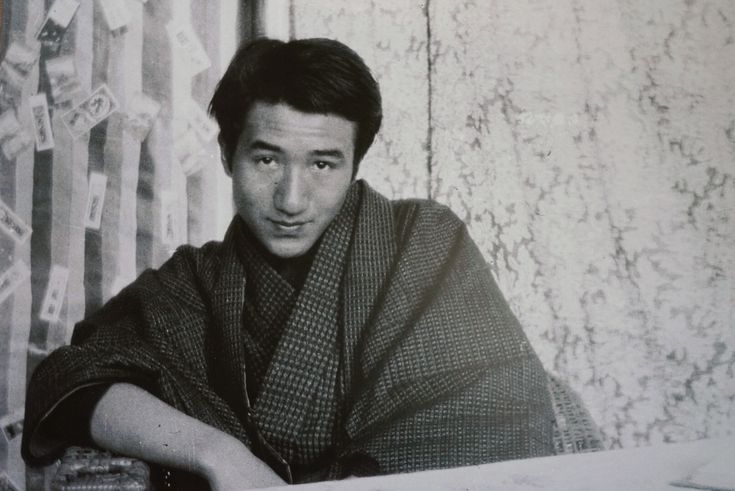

{"left": 218, "top": 137, "right": 232, "bottom": 177}
{"left": 220, "top": 152, "right": 232, "bottom": 177}
{"left": 350, "top": 156, "right": 360, "bottom": 180}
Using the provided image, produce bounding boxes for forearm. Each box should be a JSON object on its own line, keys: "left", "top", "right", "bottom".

{"left": 90, "top": 383, "right": 217, "bottom": 474}
{"left": 89, "top": 382, "right": 283, "bottom": 488}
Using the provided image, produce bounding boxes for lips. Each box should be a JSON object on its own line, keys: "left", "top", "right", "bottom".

{"left": 269, "top": 218, "right": 309, "bottom": 233}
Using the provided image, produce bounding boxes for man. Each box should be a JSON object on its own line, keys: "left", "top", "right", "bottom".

{"left": 22, "top": 38, "right": 554, "bottom": 489}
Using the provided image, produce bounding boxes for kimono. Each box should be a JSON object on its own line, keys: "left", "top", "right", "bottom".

{"left": 22, "top": 180, "right": 554, "bottom": 483}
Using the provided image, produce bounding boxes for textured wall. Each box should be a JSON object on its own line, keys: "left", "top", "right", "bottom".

{"left": 292, "top": 1, "right": 431, "bottom": 199}
{"left": 293, "top": 0, "right": 735, "bottom": 450}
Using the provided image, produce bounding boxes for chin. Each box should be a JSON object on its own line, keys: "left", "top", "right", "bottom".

{"left": 267, "top": 240, "right": 311, "bottom": 259}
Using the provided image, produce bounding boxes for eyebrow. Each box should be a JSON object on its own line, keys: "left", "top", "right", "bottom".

{"left": 311, "top": 149, "right": 346, "bottom": 160}
{"left": 247, "top": 140, "right": 283, "bottom": 153}
{"left": 247, "top": 140, "right": 346, "bottom": 160}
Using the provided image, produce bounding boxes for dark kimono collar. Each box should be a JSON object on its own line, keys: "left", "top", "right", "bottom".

{"left": 232, "top": 216, "right": 317, "bottom": 293}
{"left": 207, "top": 179, "right": 397, "bottom": 475}
{"left": 216, "top": 181, "right": 363, "bottom": 471}
{"left": 253, "top": 182, "right": 360, "bottom": 466}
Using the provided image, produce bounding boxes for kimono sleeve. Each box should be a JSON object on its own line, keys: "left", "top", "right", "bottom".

{"left": 336, "top": 201, "right": 555, "bottom": 475}
{"left": 346, "top": 351, "right": 555, "bottom": 475}
{"left": 21, "top": 245, "right": 213, "bottom": 465}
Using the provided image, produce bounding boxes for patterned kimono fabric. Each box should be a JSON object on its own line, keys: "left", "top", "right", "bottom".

{"left": 235, "top": 186, "right": 359, "bottom": 480}
{"left": 22, "top": 180, "right": 554, "bottom": 484}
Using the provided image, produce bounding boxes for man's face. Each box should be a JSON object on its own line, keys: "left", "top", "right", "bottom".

{"left": 227, "top": 102, "right": 356, "bottom": 259}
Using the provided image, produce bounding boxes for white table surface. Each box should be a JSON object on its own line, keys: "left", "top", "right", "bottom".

{"left": 256, "top": 436, "right": 735, "bottom": 490}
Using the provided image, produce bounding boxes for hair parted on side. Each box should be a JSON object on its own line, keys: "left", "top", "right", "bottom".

{"left": 208, "top": 38, "right": 382, "bottom": 174}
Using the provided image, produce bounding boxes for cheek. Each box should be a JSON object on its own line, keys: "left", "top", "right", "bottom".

{"left": 233, "top": 169, "right": 271, "bottom": 201}
{"left": 237, "top": 188, "right": 265, "bottom": 211}
{"left": 232, "top": 178, "right": 258, "bottom": 213}
{"left": 322, "top": 180, "right": 353, "bottom": 218}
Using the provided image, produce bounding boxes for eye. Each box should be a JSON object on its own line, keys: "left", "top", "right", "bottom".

{"left": 313, "top": 160, "right": 332, "bottom": 170}
{"left": 256, "top": 156, "right": 275, "bottom": 165}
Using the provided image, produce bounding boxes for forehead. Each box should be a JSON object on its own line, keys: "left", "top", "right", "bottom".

{"left": 240, "top": 102, "right": 356, "bottom": 153}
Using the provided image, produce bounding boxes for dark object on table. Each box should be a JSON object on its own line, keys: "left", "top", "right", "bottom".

{"left": 51, "top": 446, "right": 150, "bottom": 491}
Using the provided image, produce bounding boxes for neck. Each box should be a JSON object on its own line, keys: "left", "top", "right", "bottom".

{"left": 239, "top": 218, "right": 319, "bottom": 290}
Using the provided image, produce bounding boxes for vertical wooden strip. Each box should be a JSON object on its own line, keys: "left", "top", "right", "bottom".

{"left": 108, "top": 1, "right": 143, "bottom": 299}
{"left": 26, "top": 0, "right": 92, "bottom": 376}
{"left": 137, "top": 0, "right": 174, "bottom": 272}
{"left": 186, "top": 1, "right": 210, "bottom": 248}
{"left": 0, "top": 2, "right": 5, "bottom": 52}
{"left": 51, "top": 0, "right": 93, "bottom": 350}
{"left": 167, "top": 0, "right": 191, "bottom": 254}
{"left": 163, "top": 0, "right": 188, "bottom": 258}
{"left": 2, "top": 1, "right": 43, "bottom": 487}
{"left": 27, "top": 0, "right": 55, "bottom": 372}
{"left": 188, "top": 0, "right": 224, "bottom": 247}
{"left": 1, "top": 0, "right": 34, "bottom": 418}
{"left": 8, "top": 0, "right": 43, "bottom": 407}
{"left": 238, "top": 0, "right": 262, "bottom": 42}
{"left": 83, "top": 3, "right": 111, "bottom": 314}
{"left": 214, "top": 0, "right": 237, "bottom": 238}
{"left": 84, "top": 1, "right": 144, "bottom": 306}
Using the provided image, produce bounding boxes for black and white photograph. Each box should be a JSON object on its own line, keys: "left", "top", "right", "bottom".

{"left": 0, "top": 0, "right": 733, "bottom": 490}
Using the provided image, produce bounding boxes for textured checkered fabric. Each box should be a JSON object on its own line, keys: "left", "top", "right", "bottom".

{"left": 237, "top": 185, "right": 359, "bottom": 471}
{"left": 236, "top": 220, "right": 305, "bottom": 403}
{"left": 22, "top": 180, "right": 554, "bottom": 483}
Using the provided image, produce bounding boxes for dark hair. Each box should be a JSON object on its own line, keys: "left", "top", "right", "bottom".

{"left": 209, "top": 38, "right": 382, "bottom": 174}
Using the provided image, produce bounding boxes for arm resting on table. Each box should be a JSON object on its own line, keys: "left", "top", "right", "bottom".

{"left": 89, "top": 382, "right": 284, "bottom": 490}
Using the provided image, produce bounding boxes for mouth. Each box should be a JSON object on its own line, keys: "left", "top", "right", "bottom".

{"left": 269, "top": 219, "right": 309, "bottom": 233}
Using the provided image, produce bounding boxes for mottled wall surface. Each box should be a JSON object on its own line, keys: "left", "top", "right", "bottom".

{"left": 293, "top": 0, "right": 735, "bottom": 449}
{"left": 292, "top": 1, "right": 431, "bottom": 198}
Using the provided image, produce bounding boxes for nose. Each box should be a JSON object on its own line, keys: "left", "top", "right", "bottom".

{"left": 273, "top": 165, "right": 308, "bottom": 216}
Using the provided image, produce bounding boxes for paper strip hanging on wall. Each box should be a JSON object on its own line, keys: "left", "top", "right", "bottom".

{"left": 188, "top": 100, "right": 218, "bottom": 143}
{"left": 39, "top": 264, "right": 70, "bottom": 323}
{"left": 0, "top": 110, "right": 20, "bottom": 141}
{"left": 0, "top": 198, "right": 32, "bottom": 245}
{"left": 174, "top": 131, "right": 201, "bottom": 176}
{"left": 123, "top": 92, "right": 161, "bottom": 141}
{"left": 62, "top": 84, "right": 119, "bottom": 138}
{"left": 160, "top": 190, "right": 175, "bottom": 246}
{"left": 0, "top": 110, "right": 33, "bottom": 160}
{"left": 174, "top": 100, "right": 218, "bottom": 176}
{"left": 0, "top": 63, "right": 24, "bottom": 109}
{"left": 0, "top": 132, "right": 33, "bottom": 160}
{"left": 98, "top": 0, "right": 131, "bottom": 32}
{"left": 36, "top": 0, "right": 81, "bottom": 46}
{"left": 160, "top": 190, "right": 185, "bottom": 247}
{"left": 166, "top": 21, "right": 211, "bottom": 76}
{"left": 28, "top": 93, "right": 55, "bottom": 151}
{"left": 0, "top": 260, "right": 30, "bottom": 305}
{"left": 0, "top": 41, "right": 40, "bottom": 108}
{"left": 46, "top": 55, "right": 81, "bottom": 106}
{"left": 2, "top": 42, "right": 39, "bottom": 78}
{"left": 0, "top": 409, "right": 25, "bottom": 441}
{"left": 0, "top": 109, "right": 33, "bottom": 158}
{"left": 84, "top": 172, "right": 108, "bottom": 230}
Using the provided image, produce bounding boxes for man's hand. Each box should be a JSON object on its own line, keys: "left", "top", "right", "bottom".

{"left": 89, "top": 383, "right": 286, "bottom": 489}
{"left": 199, "top": 430, "right": 285, "bottom": 490}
